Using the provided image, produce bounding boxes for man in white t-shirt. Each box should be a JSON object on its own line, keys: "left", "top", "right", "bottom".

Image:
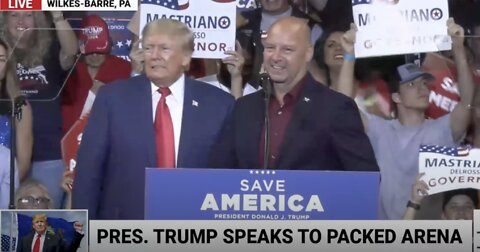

{"left": 337, "top": 19, "right": 475, "bottom": 219}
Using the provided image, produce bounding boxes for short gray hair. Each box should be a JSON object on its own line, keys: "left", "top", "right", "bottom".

{"left": 15, "top": 179, "right": 53, "bottom": 209}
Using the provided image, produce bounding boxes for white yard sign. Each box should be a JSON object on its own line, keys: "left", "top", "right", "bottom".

{"left": 140, "top": 0, "right": 236, "bottom": 59}
{"left": 352, "top": 0, "right": 450, "bottom": 58}
{"left": 419, "top": 145, "right": 480, "bottom": 195}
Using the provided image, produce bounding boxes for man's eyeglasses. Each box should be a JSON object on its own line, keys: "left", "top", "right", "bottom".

{"left": 17, "top": 196, "right": 50, "bottom": 207}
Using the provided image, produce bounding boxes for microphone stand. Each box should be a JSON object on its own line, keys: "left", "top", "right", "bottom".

{"left": 260, "top": 74, "right": 272, "bottom": 170}
{"left": 8, "top": 96, "right": 25, "bottom": 209}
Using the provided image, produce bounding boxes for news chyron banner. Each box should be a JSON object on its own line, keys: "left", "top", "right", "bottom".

{"left": 0, "top": 0, "right": 137, "bottom": 11}
{"left": 419, "top": 145, "right": 480, "bottom": 195}
{"left": 0, "top": 210, "right": 88, "bottom": 252}
{"left": 352, "top": 0, "right": 450, "bottom": 58}
{"left": 89, "top": 220, "right": 472, "bottom": 251}
{"left": 139, "top": 0, "right": 237, "bottom": 59}
{"left": 145, "top": 169, "right": 379, "bottom": 220}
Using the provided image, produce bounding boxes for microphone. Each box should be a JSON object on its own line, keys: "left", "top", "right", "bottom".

{"left": 13, "top": 95, "right": 26, "bottom": 120}
{"left": 6, "top": 95, "right": 26, "bottom": 209}
{"left": 0, "top": 95, "right": 26, "bottom": 118}
{"left": 260, "top": 73, "right": 273, "bottom": 99}
{"left": 260, "top": 73, "right": 272, "bottom": 170}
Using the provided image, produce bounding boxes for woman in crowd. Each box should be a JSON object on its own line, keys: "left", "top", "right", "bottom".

{"left": 312, "top": 27, "right": 392, "bottom": 118}
{"left": 2, "top": 11, "right": 78, "bottom": 208}
{"left": 197, "top": 40, "right": 260, "bottom": 99}
{"left": 0, "top": 38, "right": 33, "bottom": 209}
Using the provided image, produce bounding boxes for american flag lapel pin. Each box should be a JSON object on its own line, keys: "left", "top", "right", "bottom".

{"left": 192, "top": 100, "right": 199, "bottom": 107}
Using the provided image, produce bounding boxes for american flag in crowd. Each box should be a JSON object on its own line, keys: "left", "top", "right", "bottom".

{"left": 105, "top": 19, "right": 132, "bottom": 61}
{"left": 419, "top": 145, "right": 470, "bottom": 157}
{"left": 1, "top": 234, "right": 16, "bottom": 252}
{"left": 141, "top": 0, "right": 190, "bottom": 10}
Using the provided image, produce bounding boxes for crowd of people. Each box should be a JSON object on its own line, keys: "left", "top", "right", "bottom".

{"left": 0, "top": 0, "right": 479, "bottom": 223}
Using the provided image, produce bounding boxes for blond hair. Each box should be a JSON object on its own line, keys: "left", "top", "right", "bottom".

{"left": 32, "top": 213, "right": 48, "bottom": 224}
{"left": 0, "top": 38, "right": 20, "bottom": 100}
{"left": 141, "top": 19, "right": 194, "bottom": 54}
{"left": 2, "top": 12, "right": 53, "bottom": 67}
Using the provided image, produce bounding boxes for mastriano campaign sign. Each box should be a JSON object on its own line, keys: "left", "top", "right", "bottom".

{"left": 352, "top": 0, "right": 450, "bottom": 58}
{"left": 419, "top": 145, "right": 480, "bottom": 194}
{"left": 139, "top": 0, "right": 237, "bottom": 59}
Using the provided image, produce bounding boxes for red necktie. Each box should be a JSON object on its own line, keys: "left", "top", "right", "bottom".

{"left": 33, "top": 234, "right": 41, "bottom": 252}
{"left": 155, "top": 88, "right": 175, "bottom": 168}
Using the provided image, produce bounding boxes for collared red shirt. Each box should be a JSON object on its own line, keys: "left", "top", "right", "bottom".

{"left": 151, "top": 74, "right": 185, "bottom": 167}
{"left": 259, "top": 76, "right": 307, "bottom": 168}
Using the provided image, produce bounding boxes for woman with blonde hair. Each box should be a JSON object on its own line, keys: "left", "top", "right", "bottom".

{"left": 0, "top": 37, "right": 33, "bottom": 208}
{"left": 2, "top": 11, "right": 78, "bottom": 209}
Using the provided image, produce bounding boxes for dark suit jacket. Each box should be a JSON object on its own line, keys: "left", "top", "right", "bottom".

{"left": 72, "top": 75, "right": 235, "bottom": 219}
{"left": 210, "top": 74, "right": 379, "bottom": 171}
{"left": 16, "top": 231, "right": 84, "bottom": 252}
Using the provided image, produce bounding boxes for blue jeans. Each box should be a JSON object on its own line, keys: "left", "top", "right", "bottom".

{"left": 31, "top": 159, "right": 65, "bottom": 209}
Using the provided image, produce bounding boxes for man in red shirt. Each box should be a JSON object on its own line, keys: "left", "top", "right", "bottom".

{"left": 210, "top": 17, "right": 378, "bottom": 171}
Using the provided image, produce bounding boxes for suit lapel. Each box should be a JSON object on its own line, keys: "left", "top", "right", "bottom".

{"left": 26, "top": 233, "right": 34, "bottom": 251}
{"left": 245, "top": 92, "right": 265, "bottom": 168}
{"left": 274, "top": 80, "right": 317, "bottom": 169}
{"left": 177, "top": 78, "right": 197, "bottom": 167}
{"left": 43, "top": 233, "right": 52, "bottom": 252}
{"left": 135, "top": 75, "right": 157, "bottom": 167}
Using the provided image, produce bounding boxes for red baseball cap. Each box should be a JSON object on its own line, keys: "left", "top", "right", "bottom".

{"left": 78, "top": 15, "right": 110, "bottom": 54}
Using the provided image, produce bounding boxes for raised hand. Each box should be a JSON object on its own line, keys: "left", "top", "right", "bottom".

{"left": 130, "top": 39, "right": 144, "bottom": 73}
{"left": 447, "top": 18, "right": 464, "bottom": 49}
{"left": 222, "top": 40, "right": 245, "bottom": 78}
{"left": 73, "top": 222, "right": 84, "bottom": 234}
{"left": 61, "top": 170, "right": 74, "bottom": 192}
{"left": 236, "top": 14, "right": 249, "bottom": 29}
{"left": 410, "top": 173, "right": 429, "bottom": 205}
{"left": 51, "top": 11, "right": 64, "bottom": 21}
{"left": 341, "top": 23, "right": 357, "bottom": 55}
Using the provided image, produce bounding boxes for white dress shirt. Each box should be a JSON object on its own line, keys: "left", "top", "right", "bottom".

{"left": 151, "top": 74, "right": 185, "bottom": 167}
{"left": 31, "top": 232, "right": 45, "bottom": 252}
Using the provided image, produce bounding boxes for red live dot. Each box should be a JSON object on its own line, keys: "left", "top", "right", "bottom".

{"left": 0, "top": 0, "right": 42, "bottom": 10}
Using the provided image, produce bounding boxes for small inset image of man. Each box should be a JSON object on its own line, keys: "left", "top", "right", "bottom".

{"left": 0, "top": 210, "right": 87, "bottom": 252}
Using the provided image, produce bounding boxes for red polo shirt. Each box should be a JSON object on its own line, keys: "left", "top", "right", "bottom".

{"left": 259, "top": 76, "right": 307, "bottom": 169}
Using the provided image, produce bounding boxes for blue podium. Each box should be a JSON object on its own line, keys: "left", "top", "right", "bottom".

{"left": 145, "top": 169, "right": 380, "bottom": 220}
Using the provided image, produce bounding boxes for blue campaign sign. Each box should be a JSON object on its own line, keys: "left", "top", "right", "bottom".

{"left": 145, "top": 169, "right": 380, "bottom": 220}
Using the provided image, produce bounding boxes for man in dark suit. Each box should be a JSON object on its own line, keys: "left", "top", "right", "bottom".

{"left": 210, "top": 17, "right": 378, "bottom": 171}
{"left": 72, "top": 19, "right": 235, "bottom": 219}
{"left": 16, "top": 214, "right": 84, "bottom": 252}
